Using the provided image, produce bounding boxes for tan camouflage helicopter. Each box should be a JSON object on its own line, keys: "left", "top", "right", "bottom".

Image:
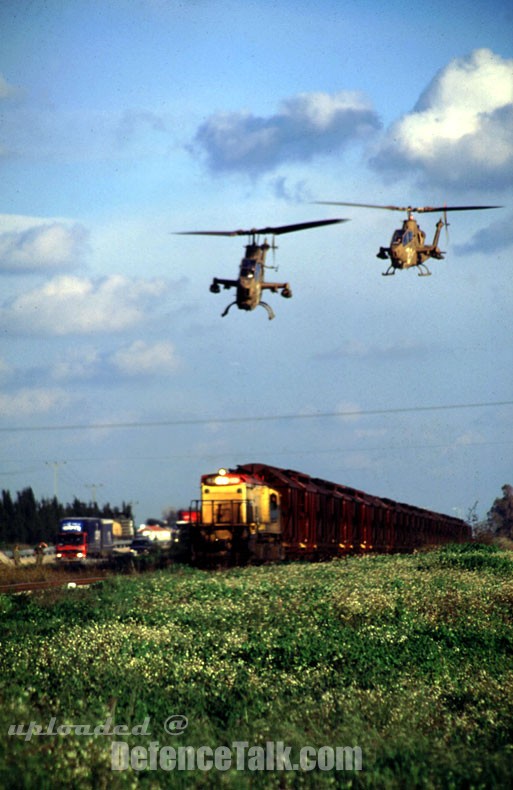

{"left": 315, "top": 201, "right": 501, "bottom": 276}
{"left": 178, "top": 218, "right": 347, "bottom": 319}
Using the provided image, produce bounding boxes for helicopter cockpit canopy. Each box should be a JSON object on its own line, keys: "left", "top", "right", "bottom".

{"left": 392, "top": 229, "right": 413, "bottom": 246}
{"left": 240, "top": 260, "right": 261, "bottom": 279}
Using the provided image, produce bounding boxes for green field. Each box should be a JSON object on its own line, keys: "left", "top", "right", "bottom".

{"left": 1, "top": 544, "right": 513, "bottom": 789}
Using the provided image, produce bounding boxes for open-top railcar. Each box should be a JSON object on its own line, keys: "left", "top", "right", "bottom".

{"left": 189, "top": 463, "right": 470, "bottom": 565}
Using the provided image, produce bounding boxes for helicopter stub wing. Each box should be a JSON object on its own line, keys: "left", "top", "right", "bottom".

{"left": 213, "top": 278, "right": 238, "bottom": 287}
{"left": 261, "top": 281, "right": 288, "bottom": 290}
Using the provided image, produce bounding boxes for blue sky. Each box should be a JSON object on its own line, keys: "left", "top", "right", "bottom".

{"left": 1, "top": 0, "right": 512, "bottom": 526}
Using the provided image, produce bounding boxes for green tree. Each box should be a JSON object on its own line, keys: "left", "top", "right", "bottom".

{"left": 0, "top": 490, "right": 18, "bottom": 543}
{"left": 488, "top": 484, "right": 513, "bottom": 539}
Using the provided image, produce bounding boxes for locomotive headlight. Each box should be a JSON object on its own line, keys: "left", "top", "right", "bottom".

{"left": 77, "top": 552, "right": 84, "bottom": 558}
{"left": 56, "top": 552, "right": 62, "bottom": 558}
{"left": 214, "top": 468, "right": 229, "bottom": 485}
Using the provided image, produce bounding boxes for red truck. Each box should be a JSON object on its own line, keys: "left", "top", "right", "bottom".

{"left": 55, "top": 517, "right": 114, "bottom": 561}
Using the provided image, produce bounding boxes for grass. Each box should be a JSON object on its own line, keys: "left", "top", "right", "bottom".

{"left": 1, "top": 544, "right": 513, "bottom": 788}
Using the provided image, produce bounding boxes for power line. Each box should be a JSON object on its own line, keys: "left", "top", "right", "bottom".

{"left": 0, "top": 399, "right": 512, "bottom": 434}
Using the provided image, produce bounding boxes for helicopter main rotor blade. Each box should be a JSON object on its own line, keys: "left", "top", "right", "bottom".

{"left": 253, "top": 218, "right": 348, "bottom": 235}
{"left": 414, "top": 205, "right": 502, "bottom": 214}
{"left": 176, "top": 218, "right": 348, "bottom": 237}
{"left": 315, "top": 201, "right": 502, "bottom": 214}
{"left": 175, "top": 231, "right": 246, "bottom": 237}
{"left": 315, "top": 201, "right": 409, "bottom": 212}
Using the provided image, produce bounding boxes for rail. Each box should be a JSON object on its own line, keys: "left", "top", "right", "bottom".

{"left": 0, "top": 576, "right": 108, "bottom": 594}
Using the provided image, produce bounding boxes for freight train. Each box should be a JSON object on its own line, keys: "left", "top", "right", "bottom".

{"left": 188, "top": 463, "right": 471, "bottom": 564}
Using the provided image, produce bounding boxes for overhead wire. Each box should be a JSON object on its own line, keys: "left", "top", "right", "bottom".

{"left": 0, "top": 399, "right": 512, "bottom": 434}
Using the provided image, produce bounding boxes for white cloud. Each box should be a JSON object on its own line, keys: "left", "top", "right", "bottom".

{"left": 0, "top": 274, "right": 169, "bottom": 335}
{"left": 51, "top": 348, "right": 101, "bottom": 381}
{"left": 0, "top": 387, "right": 71, "bottom": 417}
{"left": 111, "top": 340, "right": 180, "bottom": 376}
{"left": 192, "top": 90, "right": 381, "bottom": 174}
{"left": 0, "top": 223, "right": 89, "bottom": 272}
{"left": 371, "top": 49, "right": 513, "bottom": 189}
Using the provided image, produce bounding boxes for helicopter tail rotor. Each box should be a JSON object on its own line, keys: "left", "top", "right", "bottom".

{"left": 443, "top": 205, "right": 450, "bottom": 245}
{"left": 271, "top": 236, "right": 278, "bottom": 271}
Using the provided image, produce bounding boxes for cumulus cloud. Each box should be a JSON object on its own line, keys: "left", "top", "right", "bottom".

{"left": 192, "top": 90, "right": 381, "bottom": 174}
{"left": 111, "top": 340, "right": 180, "bottom": 376}
{"left": 371, "top": 49, "right": 513, "bottom": 189}
{"left": 0, "top": 274, "right": 169, "bottom": 335}
{"left": 48, "top": 340, "right": 180, "bottom": 382}
{"left": 0, "top": 223, "right": 89, "bottom": 272}
{"left": 0, "top": 387, "right": 71, "bottom": 417}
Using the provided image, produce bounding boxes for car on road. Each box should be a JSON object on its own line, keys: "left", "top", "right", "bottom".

{"left": 129, "top": 537, "right": 160, "bottom": 555}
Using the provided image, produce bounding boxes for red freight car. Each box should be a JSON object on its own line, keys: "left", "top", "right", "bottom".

{"left": 190, "top": 463, "right": 471, "bottom": 564}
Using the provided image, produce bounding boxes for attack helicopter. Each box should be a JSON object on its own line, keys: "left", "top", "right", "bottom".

{"left": 315, "top": 201, "right": 500, "bottom": 276}
{"left": 177, "top": 218, "right": 347, "bottom": 319}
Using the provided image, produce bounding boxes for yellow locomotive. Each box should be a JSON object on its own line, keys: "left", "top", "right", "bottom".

{"left": 193, "top": 468, "right": 283, "bottom": 563}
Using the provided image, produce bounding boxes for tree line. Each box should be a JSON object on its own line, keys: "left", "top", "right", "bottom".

{"left": 0, "top": 487, "right": 133, "bottom": 547}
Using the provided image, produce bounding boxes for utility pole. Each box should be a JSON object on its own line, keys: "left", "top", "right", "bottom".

{"left": 85, "top": 483, "right": 103, "bottom": 505}
{"left": 46, "top": 461, "right": 66, "bottom": 500}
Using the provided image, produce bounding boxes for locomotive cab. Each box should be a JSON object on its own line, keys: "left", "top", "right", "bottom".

{"left": 193, "top": 468, "right": 282, "bottom": 564}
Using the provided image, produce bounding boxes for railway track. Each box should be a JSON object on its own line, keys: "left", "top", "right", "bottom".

{"left": 0, "top": 576, "right": 108, "bottom": 594}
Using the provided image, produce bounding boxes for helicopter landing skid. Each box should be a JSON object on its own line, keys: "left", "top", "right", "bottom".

{"left": 381, "top": 267, "right": 395, "bottom": 276}
{"left": 221, "top": 301, "right": 275, "bottom": 320}
{"left": 221, "top": 301, "right": 237, "bottom": 317}
{"left": 259, "top": 301, "right": 275, "bottom": 320}
{"left": 417, "top": 264, "right": 432, "bottom": 277}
